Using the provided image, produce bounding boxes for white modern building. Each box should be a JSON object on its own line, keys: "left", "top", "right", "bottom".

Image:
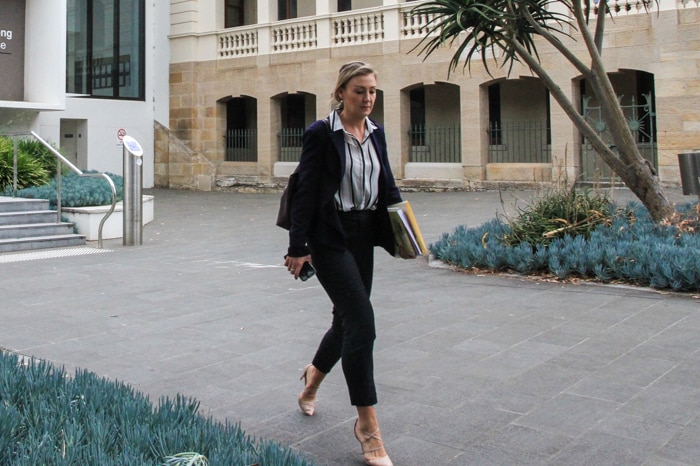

{"left": 0, "top": 0, "right": 170, "bottom": 188}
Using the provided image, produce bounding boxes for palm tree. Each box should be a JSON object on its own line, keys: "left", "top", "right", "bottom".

{"left": 410, "top": 0, "right": 676, "bottom": 222}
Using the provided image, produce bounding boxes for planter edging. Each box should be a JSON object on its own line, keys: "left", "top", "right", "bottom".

{"left": 62, "top": 195, "right": 155, "bottom": 241}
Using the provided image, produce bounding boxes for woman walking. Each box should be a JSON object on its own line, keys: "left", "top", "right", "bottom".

{"left": 284, "top": 61, "right": 401, "bottom": 466}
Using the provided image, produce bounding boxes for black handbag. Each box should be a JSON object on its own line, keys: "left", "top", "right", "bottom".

{"left": 276, "top": 117, "right": 330, "bottom": 230}
{"left": 276, "top": 170, "right": 297, "bottom": 230}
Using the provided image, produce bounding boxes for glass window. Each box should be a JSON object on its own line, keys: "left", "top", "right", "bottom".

{"left": 226, "top": 97, "right": 258, "bottom": 162}
{"left": 66, "top": 0, "right": 89, "bottom": 94}
{"left": 66, "top": 0, "right": 145, "bottom": 100}
{"left": 410, "top": 87, "right": 425, "bottom": 146}
{"left": 282, "top": 94, "right": 305, "bottom": 130}
{"left": 488, "top": 83, "right": 501, "bottom": 145}
{"left": 278, "top": 0, "right": 297, "bottom": 20}
{"left": 225, "top": 0, "right": 244, "bottom": 28}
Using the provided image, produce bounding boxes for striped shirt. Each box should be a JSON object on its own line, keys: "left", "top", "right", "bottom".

{"left": 328, "top": 111, "right": 381, "bottom": 212}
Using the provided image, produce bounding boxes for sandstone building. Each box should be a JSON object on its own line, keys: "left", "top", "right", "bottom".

{"left": 165, "top": 0, "right": 700, "bottom": 191}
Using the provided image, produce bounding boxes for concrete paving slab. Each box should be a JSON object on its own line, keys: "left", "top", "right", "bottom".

{"left": 0, "top": 187, "right": 698, "bottom": 466}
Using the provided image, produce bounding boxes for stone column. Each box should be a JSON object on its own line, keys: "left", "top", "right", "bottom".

{"left": 258, "top": 94, "right": 277, "bottom": 177}
{"left": 316, "top": 0, "right": 330, "bottom": 14}
{"left": 316, "top": 0, "right": 332, "bottom": 50}
{"left": 383, "top": 88, "right": 404, "bottom": 178}
{"left": 462, "top": 82, "right": 486, "bottom": 181}
{"left": 549, "top": 76, "right": 578, "bottom": 185}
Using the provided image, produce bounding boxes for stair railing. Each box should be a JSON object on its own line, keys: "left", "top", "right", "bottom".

{"left": 26, "top": 132, "right": 117, "bottom": 249}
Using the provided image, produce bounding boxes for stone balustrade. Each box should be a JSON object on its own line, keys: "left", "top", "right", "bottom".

{"left": 214, "top": 0, "right": 690, "bottom": 59}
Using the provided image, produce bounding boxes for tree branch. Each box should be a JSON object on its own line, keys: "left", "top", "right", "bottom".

{"left": 520, "top": 7, "right": 593, "bottom": 80}
{"left": 571, "top": 0, "right": 640, "bottom": 164}
{"left": 508, "top": 39, "right": 629, "bottom": 175}
{"left": 571, "top": 1, "right": 610, "bottom": 99}
{"left": 593, "top": 0, "right": 606, "bottom": 51}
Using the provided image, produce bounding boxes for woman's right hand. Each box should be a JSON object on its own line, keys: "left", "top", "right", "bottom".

{"left": 285, "top": 254, "right": 312, "bottom": 280}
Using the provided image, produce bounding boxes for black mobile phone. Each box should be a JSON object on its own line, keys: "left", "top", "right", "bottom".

{"left": 299, "top": 261, "right": 316, "bottom": 281}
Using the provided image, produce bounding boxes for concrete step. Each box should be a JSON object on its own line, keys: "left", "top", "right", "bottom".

{"left": 0, "top": 234, "right": 86, "bottom": 254}
{"left": 0, "top": 210, "right": 57, "bottom": 226}
{"left": 0, "top": 222, "right": 76, "bottom": 240}
{"left": 0, "top": 197, "right": 50, "bottom": 213}
{"left": 0, "top": 197, "right": 86, "bottom": 253}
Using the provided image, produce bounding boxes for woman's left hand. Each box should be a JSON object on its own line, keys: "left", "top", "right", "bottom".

{"left": 284, "top": 254, "right": 312, "bottom": 280}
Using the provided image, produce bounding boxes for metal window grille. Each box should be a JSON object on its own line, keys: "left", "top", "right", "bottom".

{"left": 225, "top": 128, "right": 257, "bottom": 162}
{"left": 408, "top": 124, "right": 461, "bottom": 163}
{"left": 580, "top": 93, "right": 656, "bottom": 182}
{"left": 487, "top": 121, "right": 551, "bottom": 163}
{"left": 278, "top": 128, "right": 304, "bottom": 162}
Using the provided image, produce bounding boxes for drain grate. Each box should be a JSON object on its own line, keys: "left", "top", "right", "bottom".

{"left": 0, "top": 247, "right": 112, "bottom": 264}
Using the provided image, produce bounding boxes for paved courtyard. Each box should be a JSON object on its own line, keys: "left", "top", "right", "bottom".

{"left": 1, "top": 188, "right": 699, "bottom": 465}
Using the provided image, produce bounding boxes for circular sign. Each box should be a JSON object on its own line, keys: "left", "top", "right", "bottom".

{"left": 122, "top": 135, "right": 144, "bottom": 156}
{"left": 117, "top": 128, "right": 127, "bottom": 141}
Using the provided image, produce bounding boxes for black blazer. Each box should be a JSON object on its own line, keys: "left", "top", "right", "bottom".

{"left": 287, "top": 118, "right": 402, "bottom": 258}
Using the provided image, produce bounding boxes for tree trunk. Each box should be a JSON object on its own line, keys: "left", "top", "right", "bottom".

{"left": 509, "top": 35, "right": 676, "bottom": 222}
{"left": 614, "top": 153, "right": 676, "bottom": 222}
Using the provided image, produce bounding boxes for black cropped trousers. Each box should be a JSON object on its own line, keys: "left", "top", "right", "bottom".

{"left": 309, "top": 210, "right": 378, "bottom": 407}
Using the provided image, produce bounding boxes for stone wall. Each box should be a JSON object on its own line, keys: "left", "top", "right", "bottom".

{"left": 154, "top": 120, "right": 215, "bottom": 190}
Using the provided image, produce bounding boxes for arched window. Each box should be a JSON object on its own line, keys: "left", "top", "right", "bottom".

{"left": 225, "top": 96, "right": 258, "bottom": 162}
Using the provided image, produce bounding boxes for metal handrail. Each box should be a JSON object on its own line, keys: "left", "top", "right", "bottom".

{"left": 27, "top": 132, "right": 116, "bottom": 249}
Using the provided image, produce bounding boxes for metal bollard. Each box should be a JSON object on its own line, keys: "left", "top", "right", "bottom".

{"left": 678, "top": 151, "right": 700, "bottom": 200}
{"left": 122, "top": 136, "right": 144, "bottom": 246}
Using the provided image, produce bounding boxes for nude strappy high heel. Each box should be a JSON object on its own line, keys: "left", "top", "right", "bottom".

{"left": 298, "top": 364, "right": 319, "bottom": 416}
{"left": 354, "top": 418, "right": 393, "bottom": 466}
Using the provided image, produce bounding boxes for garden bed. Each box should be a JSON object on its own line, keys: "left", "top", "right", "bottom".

{"left": 62, "top": 195, "right": 154, "bottom": 241}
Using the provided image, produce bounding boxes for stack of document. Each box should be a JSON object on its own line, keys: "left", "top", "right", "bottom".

{"left": 387, "top": 200, "right": 428, "bottom": 259}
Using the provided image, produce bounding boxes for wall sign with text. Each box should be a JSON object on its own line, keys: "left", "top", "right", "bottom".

{"left": 1, "top": 0, "right": 26, "bottom": 101}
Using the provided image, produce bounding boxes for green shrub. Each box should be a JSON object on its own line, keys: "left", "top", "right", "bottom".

{"left": 7, "top": 171, "right": 124, "bottom": 209}
{"left": 0, "top": 137, "right": 51, "bottom": 191}
{"left": 0, "top": 351, "right": 316, "bottom": 466}
{"left": 501, "top": 187, "right": 614, "bottom": 247}
{"left": 16, "top": 138, "right": 66, "bottom": 178}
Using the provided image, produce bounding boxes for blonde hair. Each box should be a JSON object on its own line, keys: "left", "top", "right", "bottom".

{"left": 332, "top": 61, "right": 377, "bottom": 111}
